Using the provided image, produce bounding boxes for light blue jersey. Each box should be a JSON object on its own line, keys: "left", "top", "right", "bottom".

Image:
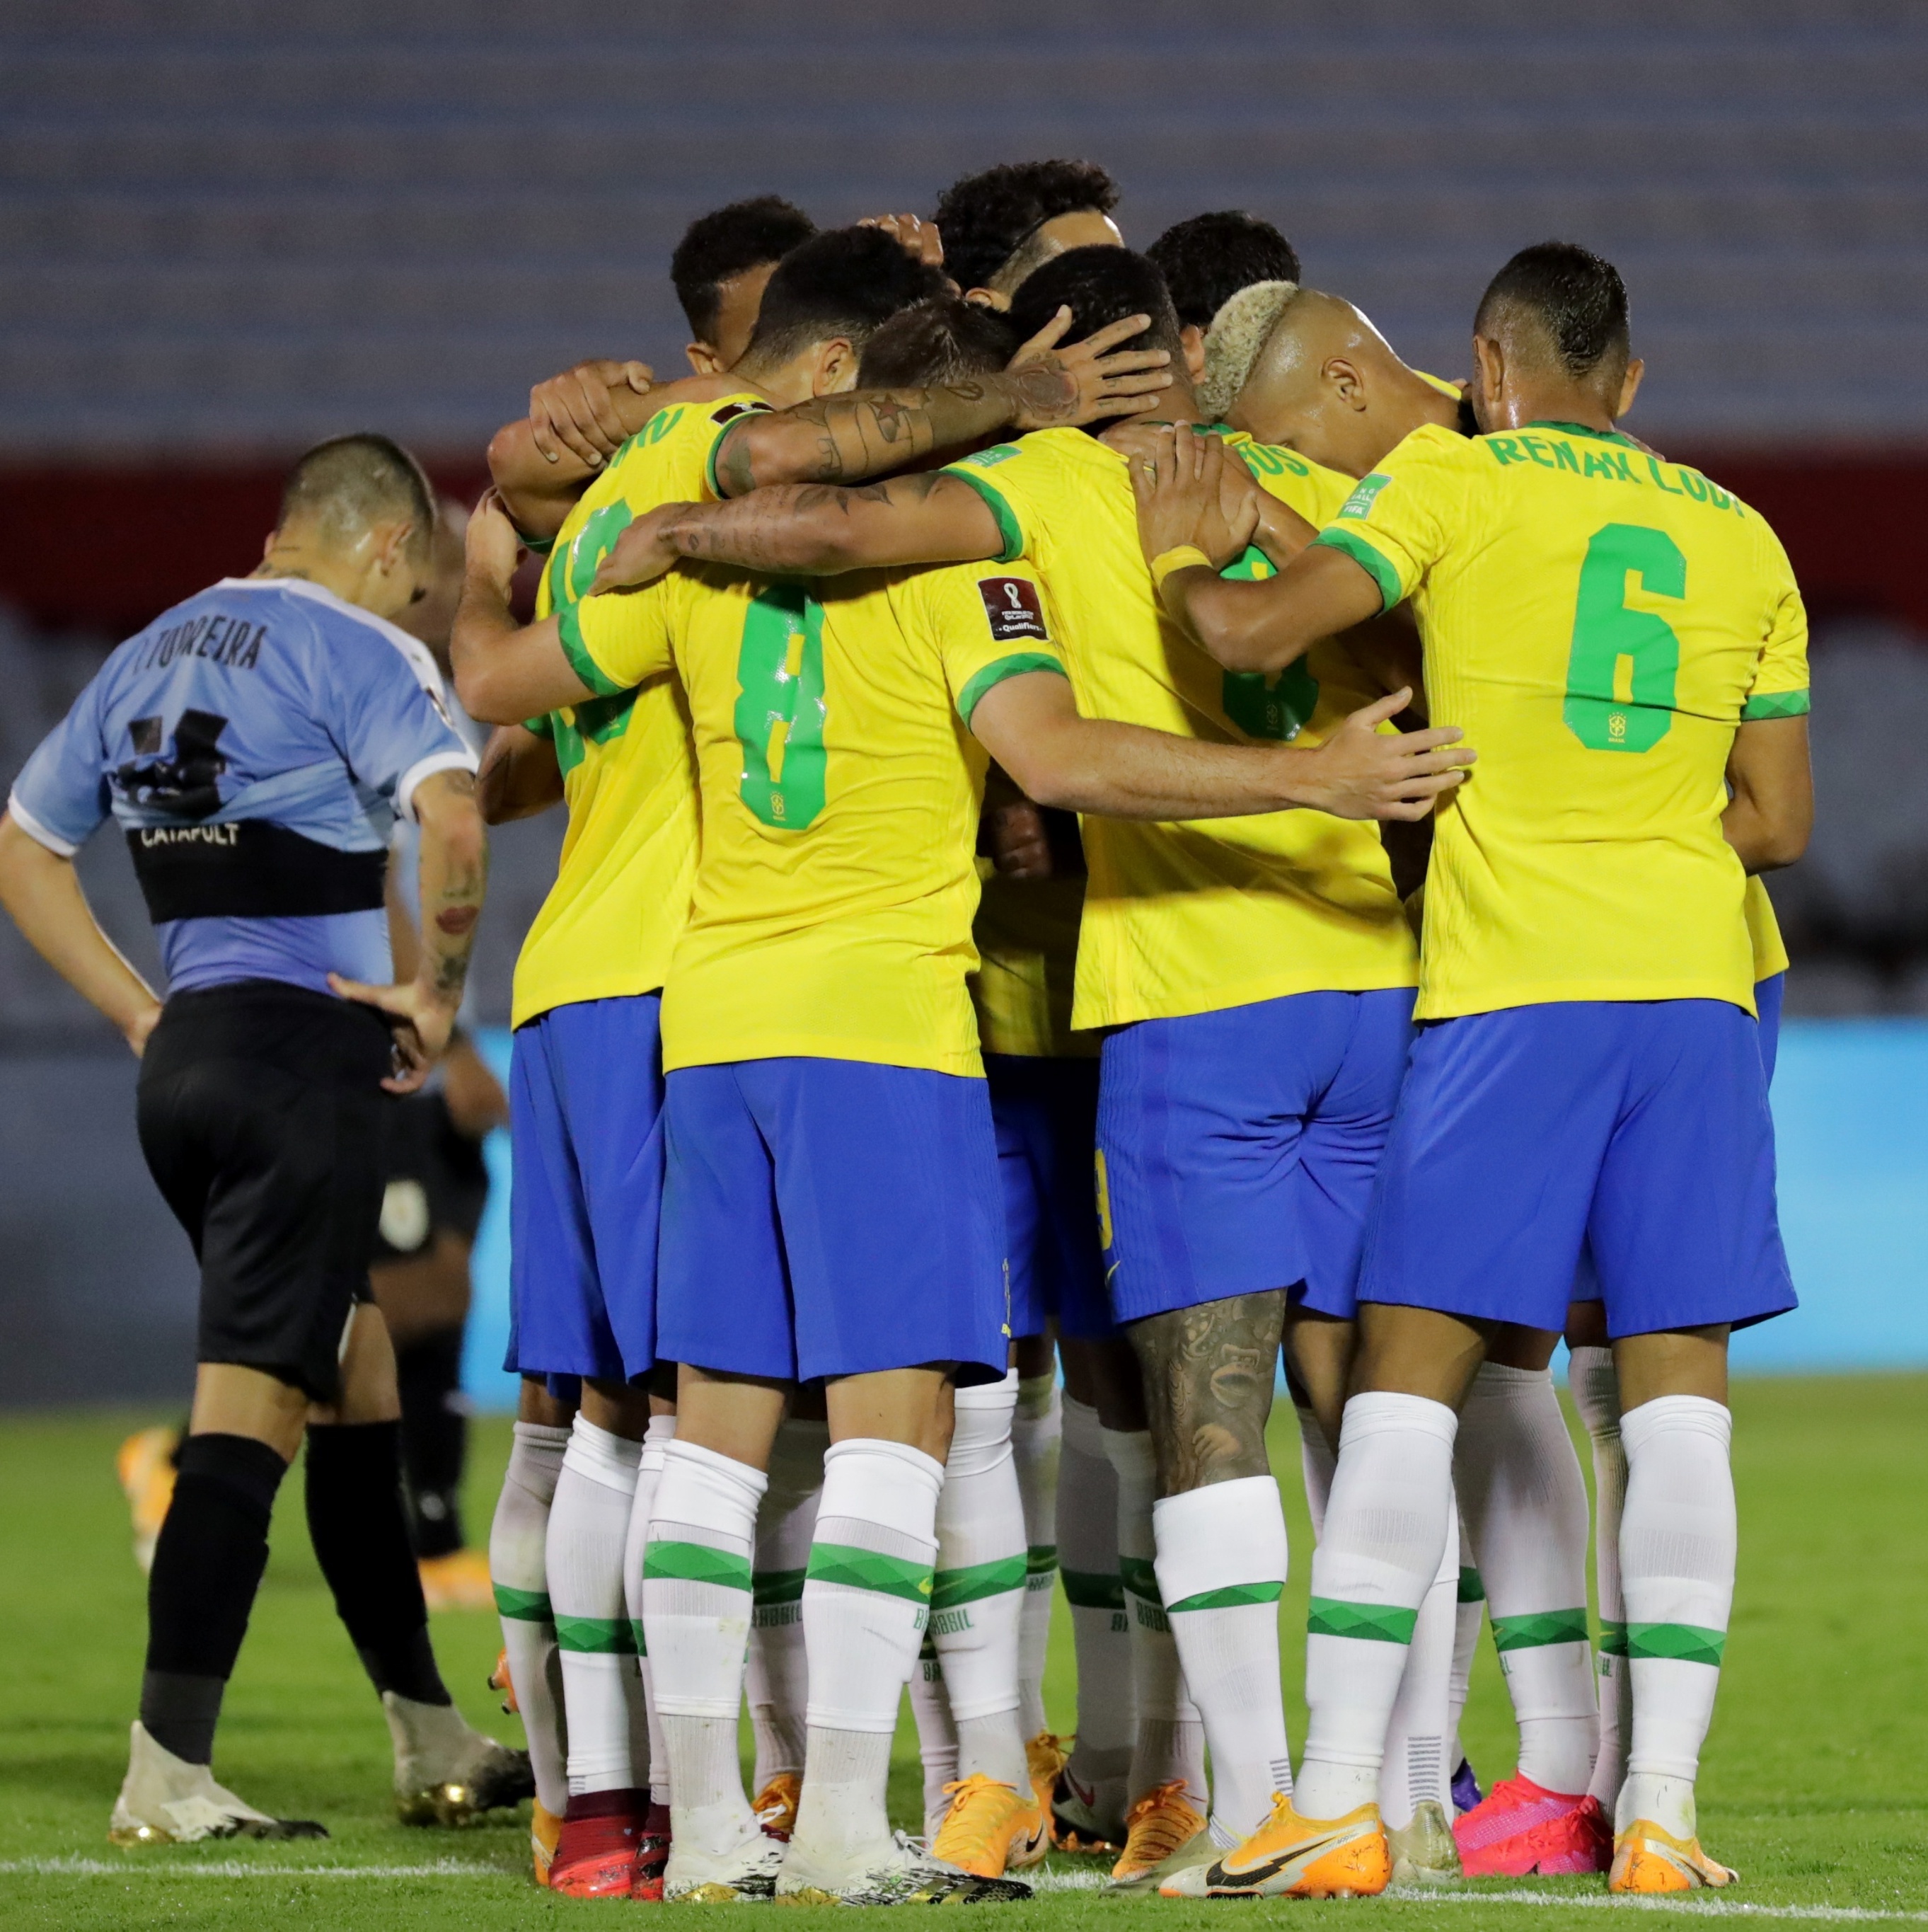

{"left": 9, "top": 575, "right": 475, "bottom": 997}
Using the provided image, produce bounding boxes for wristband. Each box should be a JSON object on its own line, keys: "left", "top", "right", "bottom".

{"left": 1150, "top": 545, "right": 1213, "bottom": 594}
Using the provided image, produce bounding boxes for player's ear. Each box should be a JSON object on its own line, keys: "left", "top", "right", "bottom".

{"left": 1327, "top": 356, "right": 1368, "bottom": 413}
{"left": 1179, "top": 324, "right": 1207, "bottom": 381}
{"left": 812, "top": 337, "right": 860, "bottom": 396}
{"left": 964, "top": 287, "right": 1010, "bottom": 313}
{"left": 1470, "top": 334, "right": 1505, "bottom": 420}
{"left": 1616, "top": 356, "right": 1646, "bottom": 420}
{"left": 686, "top": 340, "right": 727, "bottom": 377}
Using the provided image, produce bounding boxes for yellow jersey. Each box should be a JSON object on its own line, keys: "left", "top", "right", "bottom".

{"left": 509, "top": 392, "right": 768, "bottom": 1028}
{"left": 567, "top": 557, "right": 1071, "bottom": 1076}
{"left": 945, "top": 427, "right": 1416, "bottom": 1030}
{"left": 1745, "top": 875, "right": 1789, "bottom": 982}
{"left": 1312, "top": 420, "right": 1809, "bottom": 1020}
{"left": 971, "top": 868, "right": 1095, "bottom": 1059}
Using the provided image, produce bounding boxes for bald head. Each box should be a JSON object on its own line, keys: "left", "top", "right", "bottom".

{"left": 1226, "top": 288, "right": 1456, "bottom": 477}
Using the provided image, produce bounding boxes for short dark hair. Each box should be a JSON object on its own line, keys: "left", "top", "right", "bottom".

{"left": 1005, "top": 246, "right": 1184, "bottom": 367}
{"left": 932, "top": 159, "right": 1120, "bottom": 296}
{"left": 1475, "top": 241, "right": 1631, "bottom": 381}
{"left": 278, "top": 433, "right": 434, "bottom": 553}
{"left": 855, "top": 297, "right": 1017, "bottom": 388}
{"left": 738, "top": 226, "right": 951, "bottom": 372}
{"left": 671, "top": 195, "right": 817, "bottom": 343}
{"left": 1145, "top": 212, "right": 1301, "bottom": 332}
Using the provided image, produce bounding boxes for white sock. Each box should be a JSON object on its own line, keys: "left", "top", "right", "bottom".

{"left": 644, "top": 1438, "right": 766, "bottom": 1840}
{"left": 908, "top": 1636, "right": 959, "bottom": 1838}
{"left": 548, "top": 1417, "right": 646, "bottom": 1798}
{"left": 1296, "top": 1404, "right": 1334, "bottom": 1539}
{"left": 1617, "top": 1396, "right": 1736, "bottom": 1844}
{"left": 490, "top": 1420, "right": 571, "bottom": 1815}
{"left": 1104, "top": 1425, "right": 1206, "bottom": 1810}
{"left": 1569, "top": 1346, "right": 1631, "bottom": 1812}
{"left": 791, "top": 1439, "right": 943, "bottom": 1866}
{"left": 623, "top": 1413, "right": 676, "bottom": 1809}
{"left": 1381, "top": 1505, "right": 1459, "bottom": 1829}
{"left": 1058, "top": 1398, "right": 1131, "bottom": 1802}
{"left": 933, "top": 1374, "right": 1028, "bottom": 1791}
{"left": 1155, "top": 1476, "right": 1293, "bottom": 1843}
{"left": 1457, "top": 1363, "right": 1597, "bottom": 1795}
{"left": 1450, "top": 1538, "right": 1484, "bottom": 1779}
{"left": 1012, "top": 1372, "right": 1061, "bottom": 1743}
{"left": 1298, "top": 1393, "right": 1457, "bottom": 1822}
{"left": 747, "top": 1417, "right": 825, "bottom": 1792}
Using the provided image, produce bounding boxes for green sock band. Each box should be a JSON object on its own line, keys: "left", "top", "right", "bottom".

{"left": 1492, "top": 1606, "right": 1591, "bottom": 1652}
{"left": 1627, "top": 1621, "right": 1726, "bottom": 1666}
{"left": 1169, "top": 1580, "right": 1283, "bottom": 1614}
{"left": 1457, "top": 1565, "right": 1487, "bottom": 1604}
{"left": 1061, "top": 1568, "right": 1125, "bottom": 1611}
{"left": 807, "top": 1541, "right": 935, "bottom": 1605}
{"left": 553, "top": 1614, "right": 637, "bottom": 1655}
{"left": 644, "top": 1539, "right": 753, "bottom": 1592}
{"left": 1308, "top": 1596, "right": 1419, "bottom": 1645}
{"left": 493, "top": 1584, "right": 553, "bottom": 1623}
{"left": 931, "top": 1553, "right": 1027, "bottom": 1610}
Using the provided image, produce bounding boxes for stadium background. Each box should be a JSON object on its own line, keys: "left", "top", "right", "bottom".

{"left": 1, "top": 0, "right": 1925, "bottom": 1408}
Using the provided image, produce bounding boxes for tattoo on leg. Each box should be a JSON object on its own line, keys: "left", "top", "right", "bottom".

{"left": 1129, "top": 1292, "right": 1284, "bottom": 1495}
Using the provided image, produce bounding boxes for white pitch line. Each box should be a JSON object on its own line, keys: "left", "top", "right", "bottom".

{"left": 0, "top": 1856, "right": 509, "bottom": 1878}
{"left": 1380, "top": 1886, "right": 1928, "bottom": 1922}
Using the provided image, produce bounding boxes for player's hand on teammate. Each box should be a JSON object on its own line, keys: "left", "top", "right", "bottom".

{"left": 1297, "top": 689, "right": 1474, "bottom": 822}
{"left": 590, "top": 502, "right": 695, "bottom": 594}
{"left": 529, "top": 358, "right": 655, "bottom": 468}
{"left": 858, "top": 213, "right": 945, "bottom": 270}
{"left": 1128, "top": 420, "right": 1261, "bottom": 568}
{"left": 122, "top": 999, "right": 163, "bottom": 1059}
{"left": 465, "top": 489, "right": 526, "bottom": 593}
{"left": 1005, "top": 307, "right": 1173, "bottom": 431}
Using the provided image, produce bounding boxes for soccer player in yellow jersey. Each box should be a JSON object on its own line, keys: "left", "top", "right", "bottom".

{"left": 599, "top": 245, "right": 1476, "bottom": 1892}
{"left": 1136, "top": 243, "right": 1812, "bottom": 1899}
{"left": 1223, "top": 278, "right": 1799, "bottom": 1873}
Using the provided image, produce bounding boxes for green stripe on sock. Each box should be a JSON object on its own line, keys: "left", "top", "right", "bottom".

{"left": 553, "top": 1614, "right": 637, "bottom": 1655}
{"left": 644, "top": 1540, "right": 753, "bottom": 1592}
{"left": 930, "top": 1554, "right": 1027, "bottom": 1610}
{"left": 1493, "top": 1607, "right": 1591, "bottom": 1652}
{"left": 1600, "top": 1619, "right": 1629, "bottom": 1657}
{"left": 1628, "top": 1621, "right": 1727, "bottom": 1666}
{"left": 753, "top": 1565, "right": 807, "bottom": 1608}
{"left": 1457, "top": 1566, "right": 1487, "bottom": 1605}
{"left": 493, "top": 1584, "right": 553, "bottom": 1623}
{"left": 1119, "top": 1556, "right": 1162, "bottom": 1605}
{"left": 807, "top": 1541, "right": 935, "bottom": 1604}
{"left": 1169, "top": 1580, "right": 1283, "bottom": 1614}
{"left": 1308, "top": 1597, "right": 1419, "bottom": 1645}
{"left": 630, "top": 1618, "right": 647, "bottom": 1657}
{"left": 1061, "top": 1568, "right": 1126, "bottom": 1611}
{"left": 1026, "top": 1543, "right": 1058, "bottom": 1577}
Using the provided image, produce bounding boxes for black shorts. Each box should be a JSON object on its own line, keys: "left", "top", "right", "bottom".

{"left": 137, "top": 979, "right": 397, "bottom": 1403}
{"left": 372, "top": 1088, "right": 491, "bottom": 1263}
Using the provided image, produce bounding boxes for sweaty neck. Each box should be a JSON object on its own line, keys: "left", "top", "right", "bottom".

{"left": 253, "top": 534, "right": 378, "bottom": 612}
{"left": 1484, "top": 377, "right": 1616, "bottom": 436}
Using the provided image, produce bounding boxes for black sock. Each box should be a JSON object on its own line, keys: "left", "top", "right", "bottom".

{"left": 394, "top": 1327, "right": 468, "bottom": 1559}
{"left": 304, "top": 1420, "right": 451, "bottom": 1706}
{"left": 142, "top": 1432, "right": 289, "bottom": 1764}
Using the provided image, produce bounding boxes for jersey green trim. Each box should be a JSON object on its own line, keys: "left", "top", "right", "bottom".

{"left": 753, "top": 1565, "right": 808, "bottom": 1609}
{"left": 807, "top": 1542, "right": 935, "bottom": 1604}
{"left": 1742, "top": 689, "right": 1810, "bottom": 721}
{"left": 1457, "top": 1565, "right": 1487, "bottom": 1605}
{"left": 930, "top": 1554, "right": 1028, "bottom": 1610}
{"left": 1312, "top": 527, "right": 1402, "bottom": 612}
{"left": 704, "top": 403, "right": 773, "bottom": 499}
{"left": 1118, "top": 1555, "right": 1162, "bottom": 1606}
{"left": 644, "top": 1540, "right": 754, "bottom": 1592}
{"left": 553, "top": 1614, "right": 637, "bottom": 1655}
{"left": 492, "top": 1584, "right": 553, "bottom": 1623}
{"left": 1061, "top": 1567, "right": 1126, "bottom": 1611}
{"left": 555, "top": 603, "right": 629, "bottom": 698}
{"left": 942, "top": 466, "right": 1025, "bottom": 564}
{"left": 1525, "top": 420, "right": 1641, "bottom": 449}
{"left": 1026, "top": 1543, "right": 1058, "bottom": 1577}
{"left": 1168, "top": 1580, "right": 1284, "bottom": 1614}
{"left": 1627, "top": 1621, "right": 1727, "bottom": 1667}
{"left": 957, "top": 651, "right": 1068, "bottom": 726}
{"left": 1492, "top": 1607, "right": 1591, "bottom": 1652}
{"left": 1308, "top": 1596, "right": 1419, "bottom": 1645}
{"left": 523, "top": 711, "right": 557, "bottom": 740}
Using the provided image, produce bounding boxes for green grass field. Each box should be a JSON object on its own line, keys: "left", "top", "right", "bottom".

{"left": 3, "top": 1375, "right": 1924, "bottom": 1930}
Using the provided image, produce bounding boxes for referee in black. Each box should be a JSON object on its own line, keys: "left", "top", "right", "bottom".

{"left": 0, "top": 436, "right": 527, "bottom": 1842}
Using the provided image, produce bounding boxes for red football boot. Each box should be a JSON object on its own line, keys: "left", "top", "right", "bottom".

{"left": 1453, "top": 1774, "right": 1611, "bottom": 1876}
{"left": 633, "top": 1802, "right": 672, "bottom": 1901}
{"left": 549, "top": 1788, "right": 646, "bottom": 1898}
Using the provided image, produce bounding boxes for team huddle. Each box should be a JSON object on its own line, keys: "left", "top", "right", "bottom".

{"left": 0, "top": 156, "right": 1810, "bottom": 1907}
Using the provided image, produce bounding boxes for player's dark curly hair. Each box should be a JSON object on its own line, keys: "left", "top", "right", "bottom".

{"left": 1146, "top": 212, "right": 1301, "bottom": 333}
{"left": 737, "top": 226, "right": 951, "bottom": 373}
{"left": 1005, "top": 246, "right": 1184, "bottom": 369}
{"left": 855, "top": 297, "right": 1017, "bottom": 388}
{"left": 932, "top": 159, "right": 1120, "bottom": 297}
{"left": 671, "top": 195, "right": 817, "bottom": 342}
{"left": 1476, "top": 241, "right": 1630, "bottom": 380}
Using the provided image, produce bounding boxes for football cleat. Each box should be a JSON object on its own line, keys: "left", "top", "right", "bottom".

{"left": 1024, "top": 1730, "right": 1068, "bottom": 1823}
{"left": 1453, "top": 1772, "right": 1606, "bottom": 1875}
{"left": 1387, "top": 1799, "right": 1462, "bottom": 1883}
{"left": 531, "top": 1798, "right": 562, "bottom": 1886}
{"left": 1106, "top": 1780, "right": 1211, "bottom": 1890}
{"left": 1450, "top": 1756, "right": 1482, "bottom": 1815}
{"left": 1610, "top": 1819, "right": 1737, "bottom": 1894}
{"left": 665, "top": 1819, "right": 785, "bottom": 1903}
{"left": 1049, "top": 1759, "right": 1124, "bottom": 1853}
{"left": 115, "top": 1425, "right": 180, "bottom": 1575}
{"left": 929, "top": 1773, "right": 1049, "bottom": 1878}
{"left": 1160, "top": 1793, "right": 1390, "bottom": 1900}
{"left": 633, "top": 1802, "right": 672, "bottom": 1901}
{"left": 551, "top": 1796, "right": 647, "bottom": 1898}
{"left": 775, "top": 1829, "right": 1028, "bottom": 1905}
{"left": 752, "top": 1770, "right": 802, "bottom": 1841}
{"left": 488, "top": 1648, "right": 520, "bottom": 1716}
{"left": 419, "top": 1548, "right": 496, "bottom": 1613}
{"left": 109, "top": 1722, "right": 326, "bottom": 1845}
{"left": 385, "top": 1692, "right": 533, "bottom": 1826}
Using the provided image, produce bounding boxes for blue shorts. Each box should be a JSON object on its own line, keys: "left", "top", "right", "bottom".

{"left": 657, "top": 1057, "right": 1010, "bottom": 1384}
{"left": 1363, "top": 999, "right": 1796, "bottom": 1339}
{"left": 1570, "top": 971, "right": 1786, "bottom": 1306}
{"left": 505, "top": 995, "right": 665, "bottom": 1383}
{"left": 985, "top": 1054, "right": 1112, "bottom": 1342}
{"left": 1096, "top": 987, "right": 1416, "bottom": 1326}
